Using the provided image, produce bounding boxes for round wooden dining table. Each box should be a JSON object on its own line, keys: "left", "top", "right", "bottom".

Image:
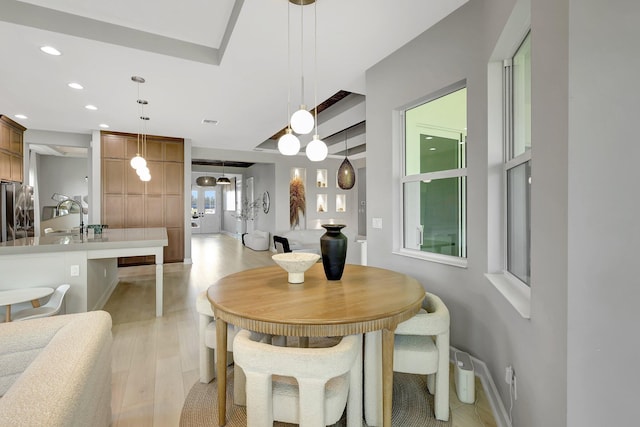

{"left": 207, "top": 263, "right": 425, "bottom": 427}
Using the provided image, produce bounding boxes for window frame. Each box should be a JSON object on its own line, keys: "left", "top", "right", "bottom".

{"left": 485, "top": 9, "right": 531, "bottom": 318}
{"left": 395, "top": 80, "right": 468, "bottom": 268}
{"left": 503, "top": 31, "right": 531, "bottom": 287}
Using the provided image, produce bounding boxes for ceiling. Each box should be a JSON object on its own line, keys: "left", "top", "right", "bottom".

{"left": 0, "top": 0, "right": 467, "bottom": 160}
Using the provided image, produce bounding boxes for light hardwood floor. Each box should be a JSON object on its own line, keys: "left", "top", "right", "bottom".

{"left": 104, "top": 233, "right": 496, "bottom": 427}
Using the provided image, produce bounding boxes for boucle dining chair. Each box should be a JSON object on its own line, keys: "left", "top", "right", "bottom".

{"left": 233, "top": 329, "right": 363, "bottom": 427}
{"left": 364, "top": 291, "right": 450, "bottom": 423}
{"left": 12, "top": 284, "right": 70, "bottom": 321}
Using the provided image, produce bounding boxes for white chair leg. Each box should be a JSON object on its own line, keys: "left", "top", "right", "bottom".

{"left": 199, "top": 314, "right": 214, "bottom": 383}
{"left": 233, "top": 364, "right": 246, "bottom": 406}
{"left": 298, "top": 380, "right": 326, "bottom": 427}
{"left": 245, "top": 372, "right": 273, "bottom": 427}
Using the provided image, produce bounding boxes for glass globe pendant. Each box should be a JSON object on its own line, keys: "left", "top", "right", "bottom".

{"left": 130, "top": 154, "right": 146, "bottom": 170}
{"left": 290, "top": 106, "right": 314, "bottom": 134}
{"left": 305, "top": 134, "right": 327, "bottom": 162}
{"left": 278, "top": 128, "right": 301, "bottom": 155}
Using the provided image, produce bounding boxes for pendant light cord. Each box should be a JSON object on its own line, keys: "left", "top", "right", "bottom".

{"left": 300, "top": 3, "right": 305, "bottom": 108}
{"left": 314, "top": 0, "right": 318, "bottom": 136}
{"left": 286, "top": 1, "right": 292, "bottom": 129}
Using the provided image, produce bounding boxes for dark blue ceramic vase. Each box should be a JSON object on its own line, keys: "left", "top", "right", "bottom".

{"left": 320, "top": 224, "right": 347, "bottom": 280}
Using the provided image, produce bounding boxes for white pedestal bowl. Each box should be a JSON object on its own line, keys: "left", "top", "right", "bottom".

{"left": 272, "top": 252, "right": 321, "bottom": 284}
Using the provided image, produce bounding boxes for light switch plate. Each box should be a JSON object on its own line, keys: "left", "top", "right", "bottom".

{"left": 372, "top": 218, "right": 382, "bottom": 229}
{"left": 70, "top": 265, "right": 80, "bottom": 277}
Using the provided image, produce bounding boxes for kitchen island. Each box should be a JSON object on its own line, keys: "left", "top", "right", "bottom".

{"left": 0, "top": 228, "right": 168, "bottom": 317}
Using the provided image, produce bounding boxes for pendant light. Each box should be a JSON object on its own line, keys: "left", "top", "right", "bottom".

{"left": 290, "top": 0, "right": 314, "bottom": 135}
{"left": 130, "top": 76, "right": 147, "bottom": 171}
{"left": 305, "top": 0, "right": 327, "bottom": 162}
{"left": 217, "top": 162, "right": 231, "bottom": 185}
{"left": 137, "top": 115, "right": 151, "bottom": 182}
{"left": 337, "top": 128, "right": 355, "bottom": 189}
{"left": 278, "top": 1, "right": 301, "bottom": 155}
{"left": 196, "top": 176, "right": 217, "bottom": 187}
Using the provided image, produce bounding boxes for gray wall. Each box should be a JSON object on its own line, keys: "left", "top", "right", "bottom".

{"left": 365, "top": 0, "right": 571, "bottom": 425}
{"left": 567, "top": 0, "right": 640, "bottom": 426}
{"left": 246, "top": 162, "right": 276, "bottom": 234}
{"left": 367, "top": 0, "right": 640, "bottom": 425}
{"left": 37, "top": 154, "right": 89, "bottom": 220}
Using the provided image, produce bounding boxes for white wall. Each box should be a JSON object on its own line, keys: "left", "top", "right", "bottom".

{"left": 567, "top": 1, "right": 640, "bottom": 425}
{"left": 37, "top": 154, "right": 89, "bottom": 221}
{"left": 365, "top": 0, "right": 573, "bottom": 425}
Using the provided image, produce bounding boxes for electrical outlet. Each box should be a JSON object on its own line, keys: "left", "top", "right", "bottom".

{"left": 505, "top": 366, "right": 513, "bottom": 385}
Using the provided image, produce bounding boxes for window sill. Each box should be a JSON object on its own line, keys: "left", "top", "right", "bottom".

{"left": 485, "top": 272, "right": 530, "bottom": 319}
{"left": 393, "top": 248, "right": 467, "bottom": 268}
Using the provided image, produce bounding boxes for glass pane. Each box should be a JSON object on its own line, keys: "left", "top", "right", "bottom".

{"left": 507, "top": 161, "right": 531, "bottom": 285}
{"left": 403, "top": 177, "right": 466, "bottom": 257}
{"left": 512, "top": 32, "right": 531, "bottom": 157}
{"left": 191, "top": 190, "right": 198, "bottom": 217}
{"left": 204, "top": 190, "right": 216, "bottom": 214}
{"left": 405, "top": 88, "right": 467, "bottom": 175}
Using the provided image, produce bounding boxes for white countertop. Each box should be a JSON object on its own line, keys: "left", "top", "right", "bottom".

{"left": 0, "top": 227, "right": 168, "bottom": 256}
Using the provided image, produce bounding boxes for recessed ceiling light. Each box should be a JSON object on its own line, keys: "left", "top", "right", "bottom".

{"left": 202, "top": 119, "right": 218, "bottom": 125}
{"left": 426, "top": 136, "right": 433, "bottom": 140}
{"left": 68, "top": 82, "right": 84, "bottom": 90}
{"left": 99, "top": 124, "right": 109, "bottom": 128}
{"left": 429, "top": 147, "right": 436, "bottom": 151}
{"left": 40, "top": 46, "right": 61, "bottom": 56}
{"left": 14, "top": 114, "right": 27, "bottom": 119}
{"left": 85, "top": 105, "right": 98, "bottom": 110}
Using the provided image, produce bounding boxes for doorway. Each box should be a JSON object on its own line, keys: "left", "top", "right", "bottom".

{"left": 191, "top": 186, "right": 220, "bottom": 234}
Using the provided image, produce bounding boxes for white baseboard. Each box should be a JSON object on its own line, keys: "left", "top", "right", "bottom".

{"left": 93, "top": 276, "right": 119, "bottom": 311}
{"left": 450, "top": 346, "right": 511, "bottom": 427}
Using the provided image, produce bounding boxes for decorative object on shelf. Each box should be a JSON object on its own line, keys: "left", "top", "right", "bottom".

{"left": 337, "top": 127, "right": 355, "bottom": 189}
{"left": 262, "top": 191, "right": 270, "bottom": 214}
{"left": 320, "top": 224, "right": 347, "bottom": 280}
{"left": 278, "top": 2, "right": 301, "bottom": 155}
{"left": 217, "top": 162, "right": 231, "bottom": 185}
{"left": 336, "top": 194, "right": 346, "bottom": 212}
{"left": 272, "top": 252, "right": 321, "bottom": 284}
{"left": 316, "top": 169, "right": 327, "bottom": 187}
{"left": 130, "top": 76, "right": 151, "bottom": 182}
{"left": 196, "top": 176, "right": 216, "bottom": 187}
{"left": 289, "top": 168, "right": 306, "bottom": 229}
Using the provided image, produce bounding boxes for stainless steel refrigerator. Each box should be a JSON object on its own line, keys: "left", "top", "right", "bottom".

{"left": 1, "top": 181, "right": 34, "bottom": 242}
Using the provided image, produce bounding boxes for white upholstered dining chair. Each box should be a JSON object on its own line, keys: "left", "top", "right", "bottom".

{"left": 364, "top": 291, "right": 450, "bottom": 424}
{"left": 233, "top": 329, "right": 363, "bottom": 427}
{"left": 197, "top": 291, "right": 237, "bottom": 382}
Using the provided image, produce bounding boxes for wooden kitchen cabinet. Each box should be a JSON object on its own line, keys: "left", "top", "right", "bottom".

{"left": 0, "top": 115, "right": 26, "bottom": 182}
{"left": 101, "top": 131, "right": 184, "bottom": 264}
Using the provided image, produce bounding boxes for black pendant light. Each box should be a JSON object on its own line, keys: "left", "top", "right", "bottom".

{"left": 196, "top": 176, "right": 217, "bottom": 187}
{"left": 217, "top": 162, "right": 231, "bottom": 185}
{"left": 337, "top": 128, "right": 355, "bottom": 190}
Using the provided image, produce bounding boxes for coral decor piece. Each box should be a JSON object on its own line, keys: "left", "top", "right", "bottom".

{"left": 289, "top": 176, "right": 306, "bottom": 229}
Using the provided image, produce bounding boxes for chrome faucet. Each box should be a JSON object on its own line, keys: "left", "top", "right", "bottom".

{"left": 52, "top": 193, "right": 84, "bottom": 234}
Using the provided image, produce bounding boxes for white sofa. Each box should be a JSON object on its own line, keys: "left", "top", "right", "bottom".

{"left": 242, "top": 230, "right": 270, "bottom": 251}
{"left": 277, "top": 228, "right": 362, "bottom": 265}
{"left": 279, "top": 229, "right": 325, "bottom": 254}
{"left": 0, "top": 311, "right": 113, "bottom": 427}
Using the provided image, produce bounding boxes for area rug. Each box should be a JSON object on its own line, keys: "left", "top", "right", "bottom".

{"left": 180, "top": 367, "right": 451, "bottom": 427}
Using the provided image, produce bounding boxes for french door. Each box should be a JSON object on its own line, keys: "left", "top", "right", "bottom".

{"left": 191, "top": 186, "right": 220, "bottom": 234}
